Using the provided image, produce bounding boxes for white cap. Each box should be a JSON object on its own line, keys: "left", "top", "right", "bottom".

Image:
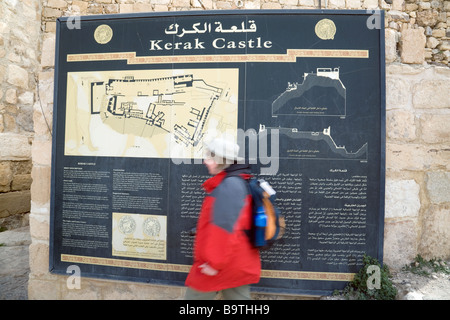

{"left": 205, "top": 137, "right": 243, "bottom": 162}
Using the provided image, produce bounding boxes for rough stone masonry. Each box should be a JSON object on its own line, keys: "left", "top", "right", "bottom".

{"left": 0, "top": 0, "right": 40, "bottom": 230}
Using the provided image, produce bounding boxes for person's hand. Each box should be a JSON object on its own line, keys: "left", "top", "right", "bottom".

{"left": 199, "top": 263, "right": 218, "bottom": 276}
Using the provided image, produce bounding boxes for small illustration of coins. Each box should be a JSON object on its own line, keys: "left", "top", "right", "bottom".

{"left": 119, "top": 216, "right": 136, "bottom": 235}
{"left": 143, "top": 217, "right": 161, "bottom": 237}
{"left": 94, "top": 24, "right": 113, "bottom": 44}
{"left": 315, "top": 19, "right": 336, "bottom": 40}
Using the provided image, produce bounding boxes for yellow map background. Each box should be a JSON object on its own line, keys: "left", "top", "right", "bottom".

{"left": 64, "top": 68, "right": 239, "bottom": 159}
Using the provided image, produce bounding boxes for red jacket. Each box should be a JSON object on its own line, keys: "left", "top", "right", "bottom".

{"left": 185, "top": 165, "right": 261, "bottom": 292}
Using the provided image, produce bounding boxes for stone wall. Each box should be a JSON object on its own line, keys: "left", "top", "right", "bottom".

{"left": 384, "top": 64, "right": 450, "bottom": 269}
{"left": 0, "top": 0, "right": 42, "bottom": 230}
{"left": 26, "top": 0, "right": 449, "bottom": 299}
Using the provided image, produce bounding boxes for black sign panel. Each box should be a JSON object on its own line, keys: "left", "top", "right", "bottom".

{"left": 50, "top": 10, "right": 385, "bottom": 295}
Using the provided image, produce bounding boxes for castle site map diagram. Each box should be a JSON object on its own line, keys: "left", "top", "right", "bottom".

{"left": 64, "top": 69, "right": 239, "bottom": 159}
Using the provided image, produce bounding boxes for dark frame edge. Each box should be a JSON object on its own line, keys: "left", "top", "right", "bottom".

{"left": 48, "top": 17, "right": 62, "bottom": 274}
{"left": 378, "top": 9, "right": 386, "bottom": 267}
{"left": 56, "top": 9, "right": 376, "bottom": 22}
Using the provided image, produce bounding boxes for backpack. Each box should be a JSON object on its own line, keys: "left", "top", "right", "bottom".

{"left": 246, "top": 178, "right": 285, "bottom": 250}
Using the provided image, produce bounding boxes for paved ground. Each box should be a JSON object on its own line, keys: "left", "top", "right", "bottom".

{"left": 0, "top": 226, "right": 449, "bottom": 300}
{"left": 0, "top": 226, "right": 30, "bottom": 300}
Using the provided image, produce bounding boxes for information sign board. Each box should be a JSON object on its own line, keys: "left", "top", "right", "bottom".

{"left": 50, "top": 10, "right": 385, "bottom": 295}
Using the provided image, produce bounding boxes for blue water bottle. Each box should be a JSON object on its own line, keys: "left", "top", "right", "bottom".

{"left": 254, "top": 206, "right": 267, "bottom": 247}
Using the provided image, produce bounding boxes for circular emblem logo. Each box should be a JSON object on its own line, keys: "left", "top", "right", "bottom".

{"left": 118, "top": 216, "right": 136, "bottom": 235}
{"left": 315, "top": 19, "right": 336, "bottom": 40}
{"left": 94, "top": 24, "right": 113, "bottom": 44}
{"left": 143, "top": 217, "right": 161, "bottom": 237}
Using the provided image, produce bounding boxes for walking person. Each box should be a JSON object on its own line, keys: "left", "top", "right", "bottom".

{"left": 184, "top": 138, "right": 261, "bottom": 300}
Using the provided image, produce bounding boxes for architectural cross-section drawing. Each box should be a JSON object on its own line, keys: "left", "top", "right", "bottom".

{"left": 64, "top": 69, "right": 239, "bottom": 159}
{"left": 259, "top": 125, "right": 368, "bottom": 161}
{"left": 272, "top": 67, "right": 346, "bottom": 117}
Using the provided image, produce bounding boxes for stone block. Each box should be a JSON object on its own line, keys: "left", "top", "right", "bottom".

{"left": 386, "top": 143, "right": 450, "bottom": 171}
{"left": 153, "top": 4, "right": 169, "bottom": 11}
{"left": 383, "top": 219, "right": 417, "bottom": 269}
{"left": 87, "top": 3, "right": 103, "bottom": 14}
{"left": 61, "top": 282, "right": 101, "bottom": 300}
{"left": 299, "top": 0, "right": 315, "bottom": 6}
{"left": 416, "top": 9, "right": 439, "bottom": 27}
{"left": 172, "top": 0, "right": 191, "bottom": 7}
{"left": 42, "top": 7, "right": 62, "bottom": 19}
{"left": 71, "top": 1, "right": 89, "bottom": 14}
{"left": 432, "top": 28, "right": 446, "bottom": 38}
{"left": 345, "top": 0, "right": 361, "bottom": 8}
{"left": 400, "top": 27, "right": 426, "bottom": 64}
{"left": 29, "top": 242, "right": 49, "bottom": 276}
{"left": 21, "top": 5, "right": 37, "bottom": 23}
{"left": 0, "top": 190, "right": 31, "bottom": 218}
{"left": 445, "top": 1, "right": 450, "bottom": 11}
{"left": 385, "top": 29, "right": 398, "bottom": 63}
{"left": 31, "top": 165, "right": 51, "bottom": 205}
{"left": 426, "top": 171, "right": 450, "bottom": 204}
{"left": 11, "top": 158, "right": 32, "bottom": 174}
{"left": 11, "top": 174, "right": 32, "bottom": 191}
{"left": 439, "top": 40, "right": 450, "bottom": 51}
{"left": 392, "top": 0, "right": 404, "bottom": 11}
{"left": 386, "top": 77, "right": 411, "bottom": 109}
{"left": 46, "top": 0, "right": 67, "bottom": 9}
{"left": 388, "top": 10, "right": 410, "bottom": 22}
{"left": 3, "top": 113, "right": 16, "bottom": 132}
{"left": 119, "top": 4, "right": 133, "bottom": 13}
{"left": 5, "top": 104, "right": 18, "bottom": 115}
{"left": 18, "top": 91, "right": 34, "bottom": 105}
{"left": 0, "top": 133, "right": 32, "bottom": 160}
{"left": 7, "top": 65, "right": 29, "bottom": 89}
{"left": 33, "top": 105, "right": 53, "bottom": 138}
{"left": 0, "top": 161, "right": 13, "bottom": 192}
{"left": 28, "top": 278, "right": 60, "bottom": 300}
{"left": 418, "top": 2, "right": 431, "bottom": 11}
{"left": 386, "top": 110, "right": 416, "bottom": 142}
{"left": 104, "top": 4, "right": 119, "bottom": 14}
{"left": 363, "top": 0, "right": 379, "bottom": 8}
{"left": 29, "top": 213, "right": 50, "bottom": 241}
{"left": 38, "top": 71, "right": 54, "bottom": 105}
{"left": 280, "top": 0, "right": 300, "bottom": 6}
{"left": 44, "top": 21, "right": 56, "bottom": 33}
{"left": 5, "top": 88, "right": 17, "bottom": 104}
{"left": 385, "top": 179, "right": 421, "bottom": 219}
{"left": 101, "top": 282, "right": 185, "bottom": 300}
{"left": 413, "top": 79, "right": 450, "bottom": 109}
{"left": 152, "top": 0, "right": 171, "bottom": 4}
{"left": 40, "top": 35, "right": 56, "bottom": 68}
{"left": 419, "top": 204, "right": 450, "bottom": 259}
{"left": 386, "top": 63, "right": 423, "bottom": 75}
{"left": 100, "top": 282, "right": 146, "bottom": 300}
{"left": 0, "top": 211, "right": 29, "bottom": 230}
{"left": 31, "top": 139, "right": 52, "bottom": 166}
{"left": 426, "top": 36, "right": 440, "bottom": 49}
{"left": 419, "top": 114, "right": 450, "bottom": 143}
{"left": 261, "top": 2, "right": 283, "bottom": 9}
{"left": 0, "top": 65, "right": 6, "bottom": 82}
{"left": 30, "top": 201, "right": 50, "bottom": 216}
{"left": 132, "top": 3, "right": 153, "bottom": 12}
{"left": 16, "top": 105, "right": 34, "bottom": 132}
